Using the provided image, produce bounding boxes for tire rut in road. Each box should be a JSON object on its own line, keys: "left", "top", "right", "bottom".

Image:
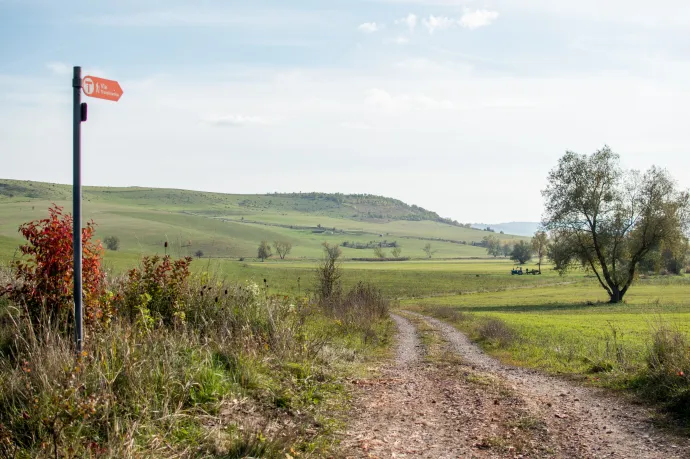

{"left": 342, "top": 313, "right": 566, "bottom": 458}
{"left": 409, "top": 311, "right": 690, "bottom": 459}
{"left": 390, "top": 312, "right": 421, "bottom": 366}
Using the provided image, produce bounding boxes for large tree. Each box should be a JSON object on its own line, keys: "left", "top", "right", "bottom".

{"left": 273, "top": 240, "right": 293, "bottom": 260}
{"left": 483, "top": 235, "right": 502, "bottom": 257}
{"left": 511, "top": 241, "right": 533, "bottom": 264}
{"left": 422, "top": 243, "right": 436, "bottom": 259}
{"left": 257, "top": 240, "right": 272, "bottom": 262}
{"left": 542, "top": 146, "right": 690, "bottom": 303}
{"left": 502, "top": 242, "right": 512, "bottom": 258}
{"left": 531, "top": 231, "right": 548, "bottom": 272}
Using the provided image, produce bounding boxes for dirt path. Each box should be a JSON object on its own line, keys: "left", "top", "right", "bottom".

{"left": 341, "top": 312, "right": 690, "bottom": 458}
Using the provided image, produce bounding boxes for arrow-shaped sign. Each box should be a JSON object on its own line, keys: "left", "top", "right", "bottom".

{"left": 82, "top": 75, "right": 123, "bottom": 102}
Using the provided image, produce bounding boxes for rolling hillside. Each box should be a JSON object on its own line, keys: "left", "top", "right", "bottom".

{"left": 471, "top": 222, "right": 541, "bottom": 237}
{"left": 0, "top": 179, "right": 526, "bottom": 266}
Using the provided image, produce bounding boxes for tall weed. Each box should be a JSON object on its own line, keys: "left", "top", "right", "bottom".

{"left": 637, "top": 320, "right": 690, "bottom": 419}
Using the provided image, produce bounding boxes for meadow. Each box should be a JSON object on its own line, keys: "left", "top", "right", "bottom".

{"left": 0, "top": 200, "right": 516, "bottom": 263}
{"left": 401, "top": 271, "right": 690, "bottom": 421}
{"left": 2, "top": 178, "right": 689, "bottom": 429}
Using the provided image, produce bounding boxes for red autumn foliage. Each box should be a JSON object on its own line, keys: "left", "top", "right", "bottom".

{"left": 3, "top": 204, "right": 114, "bottom": 332}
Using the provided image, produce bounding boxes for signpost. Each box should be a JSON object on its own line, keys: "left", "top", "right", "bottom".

{"left": 82, "top": 75, "right": 124, "bottom": 102}
{"left": 72, "top": 66, "right": 122, "bottom": 352}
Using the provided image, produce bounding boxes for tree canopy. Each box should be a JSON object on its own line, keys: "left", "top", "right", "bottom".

{"left": 542, "top": 146, "right": 690, "bottom": 303}
{"left": 257, "top": 240, "right": 272, "bottom": 261}
{"left": 531, "top": 231, "right": 548, "bottom": 272}
{"left": 483, "top": 235, "right": 502, "bottom": 257}
{"left": 511, "top": 241, "right": 533, "bottom": 264}
{"left": 422, "top": 243, "right": 436, "bottom": 258}
{"left": 273, "top": 240, "right": 293, "bottom": 260}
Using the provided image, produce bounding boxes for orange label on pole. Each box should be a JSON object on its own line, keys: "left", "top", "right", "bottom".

{"left": 82, "top": 76, "right": 123, "bottom": 102}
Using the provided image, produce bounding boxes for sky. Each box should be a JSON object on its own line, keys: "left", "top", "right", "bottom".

{"left": 2, "top": 0, "right": 690, "bottom": 223}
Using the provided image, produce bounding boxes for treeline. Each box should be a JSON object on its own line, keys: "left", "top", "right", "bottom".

{"left": 342, "top": 240, "right": 398, "bottom": 249}
{"left": 267, "top": 192, "right": 472, "bottom": 226}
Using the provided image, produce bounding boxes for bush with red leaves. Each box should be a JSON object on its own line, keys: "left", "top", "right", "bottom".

{"left": 3, "top": 205, "right": 115, "bottom": 334}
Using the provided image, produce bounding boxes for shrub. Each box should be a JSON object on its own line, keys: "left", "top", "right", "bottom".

{"left": 104, "top": 235, "right": 120, "bottom": 251}
{"left": 477, "top": 318, "right": 516, "bottom": 348}
{"left": 258, "top": 241, "right": 272, "bottom": 262}
{"left": 646, "top": 323, "right": 690, "bottom": 377}
{"left": 315, "top": 242, "right": 342, "bottom": 302}
{"left": 321, "top": 282, "right": 389, "bottom": 340}
{"left": 120, "top": 255, "right": 192, "bottom": 327}
{"left": 427, "top": 306, "right": 471, "bottom": 323}
{"left": 2, "top": 205, "right": 113, "bottom": 335}
{"left": 185, "top": 278, "right": 294, "bottom": 349}
{"left": 625, "top": 321, "right": 690, "bottom": 420}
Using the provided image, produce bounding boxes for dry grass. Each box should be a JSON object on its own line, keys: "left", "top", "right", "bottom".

{"left": 0, "top": 267, "right": 391, "bottom": 458}
{"left": 637, "top": 321, "right": 690, "bottom": 420}
{"left": 477, "top": 318, "right": 517, "bottom": 348}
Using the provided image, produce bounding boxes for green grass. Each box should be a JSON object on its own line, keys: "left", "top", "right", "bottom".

{"left": 0, "top": 262, "right": 395, "bottom": 457}
{"left": 0, "top": 179, "right": 527, "bottom": 266}
{"left": 403, "top": 275, "right": 690, "bottom": 416}
{"left": 6, "top": 178, "right": 689, "bottom": 421}
{"left": 119, "top": 258, "right": 567, "bottom": 299}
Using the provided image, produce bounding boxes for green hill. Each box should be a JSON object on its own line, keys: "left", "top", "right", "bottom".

{"left": 0, "top": 179, "right": 526, "bottom": 268}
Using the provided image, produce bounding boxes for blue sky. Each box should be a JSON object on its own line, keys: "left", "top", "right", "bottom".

{"left": 2, "top": 0, "right": 690, "bottom": 223}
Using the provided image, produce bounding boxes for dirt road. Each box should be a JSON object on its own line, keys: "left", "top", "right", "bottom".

{"left": 341, "top": 312, "right": 690, "bottom": 458}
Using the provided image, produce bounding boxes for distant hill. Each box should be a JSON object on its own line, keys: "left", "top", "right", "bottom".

{"left": 471, "top": 222, "right": 541, "bottom": 237}
{"left": 0, "top": 180, "right": 459, "bottom": 225}
{"left": 0, "top": 179, "right": 527, "bottom": 265}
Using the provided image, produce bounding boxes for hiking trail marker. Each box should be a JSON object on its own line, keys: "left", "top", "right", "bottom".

{"left": 82, "top": 75, "right": 123, "bottom": 102}
{"left": 72, "top": 66, "right": 123, "bottom": 352}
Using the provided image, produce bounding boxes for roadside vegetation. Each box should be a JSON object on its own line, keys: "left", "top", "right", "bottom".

{"left": 409, "top": 291, "right": 690, "bottom": 424}
{"left": 0, "top": 206, "right": 393, "bottom": 458}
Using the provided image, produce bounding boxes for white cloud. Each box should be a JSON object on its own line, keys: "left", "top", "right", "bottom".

{"left": 365, "top": 88, "right": 454, "bottom": 112}
{"left": 340, "top": 121, "right": 374, "bottom": 130}
{"left": 395, "top": 13, "right": 418, "bottom": 31}
{"left": 203, "top": 114, "right": 271, "bottom": 127}
{"left": 391, "top": 36, "right": 410, "bottom": 44}
{"left": 71, "top": 9, "right": 329, "bottom": 29}
{"left": 459, "top": 10, "right": 499, "bottom": 29}
{"left": 380, "top": 0, "right": 690, "bottom": 29}
{"left": 46, "top": 62, "right": 71, "bottom": 76}
{"left": 358, "top": 22, "right": 381, "bottom": 33}
{"left": 417, "top": 10, "right": 499, "bottom": 33}
{"left": 422, "top": 15, "right": 456, "bottom": 33}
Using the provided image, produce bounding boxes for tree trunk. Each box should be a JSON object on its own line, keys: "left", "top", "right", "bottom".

{"left": 608, "top": 286, "right": 624, "bottom": 303}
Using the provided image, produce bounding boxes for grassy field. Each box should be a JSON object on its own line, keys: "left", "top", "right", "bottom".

{"left": 402, "top": 272, "right": 690, "bottom": 420}
{"left": 93, "top": 256, "right": 568, "bottom": 299}
{"left": 0, "top": 179, "right": 525, "bottom": 264}
{"left": 3, "top": 178, "right": 689, "bottom": 422}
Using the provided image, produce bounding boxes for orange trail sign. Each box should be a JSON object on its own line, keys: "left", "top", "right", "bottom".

{"left": 82, "top": 75, "right": 123, "bottom": 102}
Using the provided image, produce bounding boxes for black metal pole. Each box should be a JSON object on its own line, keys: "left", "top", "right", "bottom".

{"left": 72, "top": 66, "right": 83, "bottom": 352}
